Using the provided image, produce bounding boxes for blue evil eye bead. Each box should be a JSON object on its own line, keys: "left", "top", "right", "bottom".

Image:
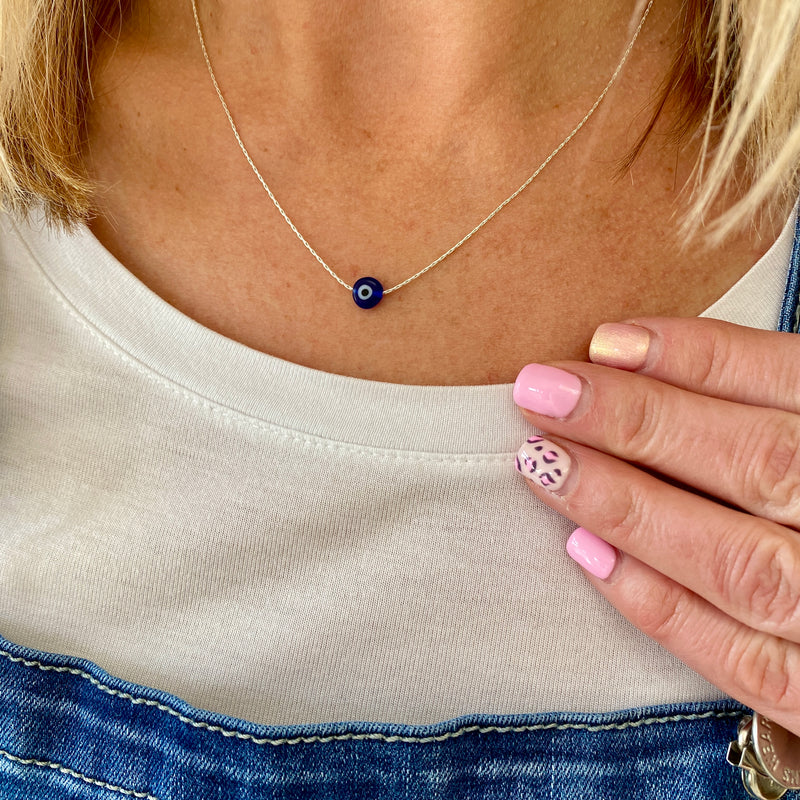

{"left": 352, "top": 277, "right": 384, "bottom": 309}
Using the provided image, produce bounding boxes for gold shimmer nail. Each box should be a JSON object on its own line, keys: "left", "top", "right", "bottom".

{"left": 589, "top": 323, "right": 651, "bottom": 370}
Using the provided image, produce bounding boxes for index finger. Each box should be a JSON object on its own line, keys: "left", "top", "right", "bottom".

{"left": 589, "top": 318, "right": 800, "bottom": 414}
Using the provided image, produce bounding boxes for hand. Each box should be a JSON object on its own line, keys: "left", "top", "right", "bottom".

{"left": 512, "top": 317, "right": 800, "bottom": 736}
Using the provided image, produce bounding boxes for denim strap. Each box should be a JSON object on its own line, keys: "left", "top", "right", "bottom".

{"left": 778, "top": 209, "right": 800, "bottom": 332}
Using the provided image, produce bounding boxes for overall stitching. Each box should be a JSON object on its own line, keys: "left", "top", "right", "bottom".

{"left": 0, "top": 747, "right": 159, "bottom": 800}
{"left": 778, "top": 211, "right": 800, "bottom": 332}
{"left": 0, "top": 647, "right": 742, "bottom": 749}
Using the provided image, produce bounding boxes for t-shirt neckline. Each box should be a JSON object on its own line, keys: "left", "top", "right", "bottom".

{"left": 10, "top": 205, "right": 797, "bottom": 455}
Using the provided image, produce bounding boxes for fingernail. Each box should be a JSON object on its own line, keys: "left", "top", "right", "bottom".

{"left": 566, "top": 527, "right": 617, "bottom": 579}
{"left": 515, "top": 435, "right": 572, "bottom": 492}
{"left": 513, "top": 364, "right": 581, "bottom": 418}
{"left": 589, "top": 323, "right": 650, "bottom": 370}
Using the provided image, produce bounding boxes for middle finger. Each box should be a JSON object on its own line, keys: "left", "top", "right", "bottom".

{"left": 513, "top": 361, "right": 800, "bottom": 527}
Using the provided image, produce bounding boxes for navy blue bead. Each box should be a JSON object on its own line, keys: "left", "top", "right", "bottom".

{"left": 352, "top": 277, "right": 384, "bottom": 309}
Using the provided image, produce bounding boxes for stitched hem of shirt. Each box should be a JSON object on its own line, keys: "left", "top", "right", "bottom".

{"left": 8, "top": 214, "right": 520, "bottom": 460}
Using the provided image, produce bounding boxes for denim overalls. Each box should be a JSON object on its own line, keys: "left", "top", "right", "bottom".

{"left": 2, "top": 215, "right": 799, "bottom": 799}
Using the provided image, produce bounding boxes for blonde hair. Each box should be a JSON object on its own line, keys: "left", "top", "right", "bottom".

{"left": 0, "top": 0, "right": 130, "bottom": 226}
{"left": 0, "top": 0, "right": 799, "bottom": 236}
{"left": 673, "top": 0, "right": 800, "bottom": 237}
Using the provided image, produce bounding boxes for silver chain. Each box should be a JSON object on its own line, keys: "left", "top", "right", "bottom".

{"left": 190, "top": 0, "right": 654, "bottom": 295}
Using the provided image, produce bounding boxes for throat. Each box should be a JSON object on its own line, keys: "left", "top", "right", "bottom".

{"left": 84, "top": 0, "right": 778, "bottom": 385}
{"left": 162, "top": 0, "right": 663, "bottom": 153}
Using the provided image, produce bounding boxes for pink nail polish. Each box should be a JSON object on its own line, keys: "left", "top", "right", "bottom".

{"left": 566, "top": 527, "right": 617, "bottom": 579}
{"left": 513, "top": 364, "right": 581, "bottom": 418}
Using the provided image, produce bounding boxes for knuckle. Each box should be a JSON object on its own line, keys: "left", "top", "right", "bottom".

{"left": 686, "top": 325, "right": 731, "bottom": 393}
{"left": 712, "top": 525, "right": 800, "bottom": 633}
{"left": 741, "top": 414, "right": 800, "bottom": 518}
{"left": 726, "top": 632, "right": 795, "bottom": 709}
{"left": 631, "top": 580, "right": 692, "bottom": 643}
{"left": 603, "top": 481, "right": 649, "bottom": 551}
{"left": 612, "top": 388, "right": 665, "bottom": 459}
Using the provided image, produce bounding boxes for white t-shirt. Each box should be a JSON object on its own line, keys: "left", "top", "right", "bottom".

{"left": 0, "top": 205, "right": 796, "bottom": 725}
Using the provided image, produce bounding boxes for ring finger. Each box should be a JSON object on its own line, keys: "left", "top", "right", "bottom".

{"left": 515, "top": 437, "right": 800, "bottom": 646}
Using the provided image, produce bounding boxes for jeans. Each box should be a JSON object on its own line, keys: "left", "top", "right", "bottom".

{"left": 0, "top": 632, "right": 783, "bottom": 800}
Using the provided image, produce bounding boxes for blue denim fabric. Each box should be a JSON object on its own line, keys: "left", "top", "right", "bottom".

{"left": 778, "top": 210, "right": 800, "bottom": 332}
{"left": 0, "top": 633, "right": 767, "bottom": 800}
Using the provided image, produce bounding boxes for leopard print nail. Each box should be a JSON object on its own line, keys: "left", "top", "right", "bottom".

{"left": 515, "top": 435, "right": 571, "bottom": 493}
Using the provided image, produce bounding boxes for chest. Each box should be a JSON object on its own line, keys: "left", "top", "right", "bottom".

{"left": 85, "top": 168, "right": 776, "bottom": 385}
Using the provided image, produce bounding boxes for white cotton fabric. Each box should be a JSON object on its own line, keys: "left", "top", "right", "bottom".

{"left": 0, "top": 204, "right": 796, "bottom": 725}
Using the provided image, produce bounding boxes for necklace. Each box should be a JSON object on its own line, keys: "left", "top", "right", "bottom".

{"left": 190, "top": 0, "right": 654, "bottom": 309}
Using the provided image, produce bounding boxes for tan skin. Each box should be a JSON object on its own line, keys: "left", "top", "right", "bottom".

{"left": 83, "top": 0, "right": 800, "bottom": 737}
{"left": 83, "top": 0, "right": 779, "bottom": 386}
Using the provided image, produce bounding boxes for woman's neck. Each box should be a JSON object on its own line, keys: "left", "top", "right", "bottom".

{"left": 83, "top": 0, "right": 780, "bottom": 385}
{"left": 130, "top": 0, "right": 664, "bottom": 151}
